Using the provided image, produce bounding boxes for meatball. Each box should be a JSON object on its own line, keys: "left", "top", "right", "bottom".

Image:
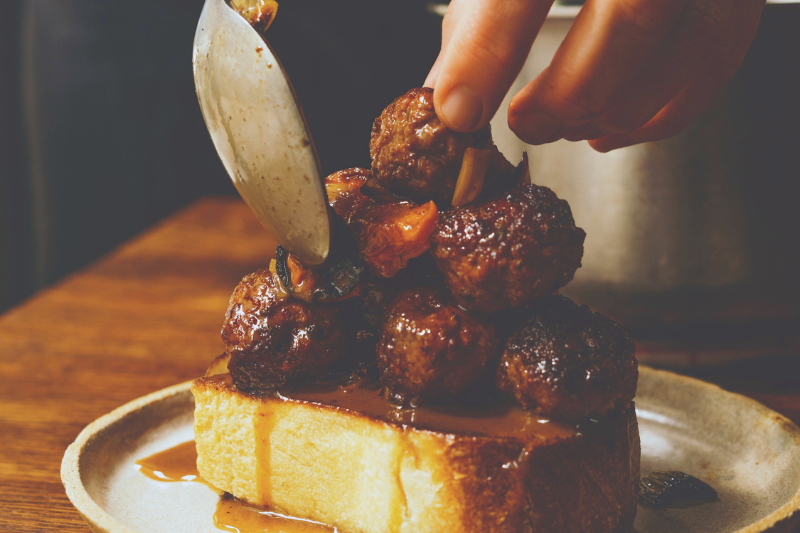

{"left": 355, "top": 254, "right": 448, "bottom": 346}
{"left": 431, "top": 183, "right": 585, "bottom": 312}
{"left": 496, "top": 295, "right": 637, "bottom": 419}
{"left": 353, "top": 254, "right": 448, "bottom": 350}
{"left": 370, "top": 87, "right": 498, "bottom": 204}
{"left": 223, "top": 268, "right": 352, "bottom": 392}
{"left": 376, "top": 288, "right": 497, "bottom": 404}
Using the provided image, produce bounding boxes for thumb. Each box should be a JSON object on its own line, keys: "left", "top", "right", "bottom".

{"left": 425, "top": 0, "right": 465, "bottom": 88}
{"left": 432, "top": 0, "right": 553, "bottom": 132}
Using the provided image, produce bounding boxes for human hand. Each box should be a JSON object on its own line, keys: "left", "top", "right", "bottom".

{"left": 425, "top": 0, "right": 765, "bottom": 152}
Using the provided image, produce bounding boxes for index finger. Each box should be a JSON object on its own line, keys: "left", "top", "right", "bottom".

{"left": 508, "top": 0, "right": 688, "bottom": 144}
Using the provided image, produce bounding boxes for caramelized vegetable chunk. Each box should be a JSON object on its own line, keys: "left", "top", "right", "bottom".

{"left": 377, "top": 288, "right": 496, "bottom": 404}
{"left": 223, "top": 268, "right": 351, "bottom": 392}
{"left": 325, "top": 168, "right": 373, "bottom": 223}
{"left": 350, "top": 200, "right": 439, "bottom": 278}
{"left": 324, "top": 168, "right": 439, "bottom": 278}
{"left": 431, "top": 182, "right": 585, "bottom": 312}
{"left": 370, "top": 87, "right": 508, "bottom": 204}
{"left": 275, "top": 214, "right": 366, "bottom": 303}
{"left": 496, "top": 295, "right": 637, "bottom": 419}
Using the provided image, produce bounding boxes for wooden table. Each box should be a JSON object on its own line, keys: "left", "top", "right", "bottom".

{"left": 1, "top": 197, "right": 798, "bottom": 532}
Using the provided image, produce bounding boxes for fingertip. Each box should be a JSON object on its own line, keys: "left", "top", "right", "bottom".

{"left": 589, "top": 133, "right": 636, "bottom": 153}
{"left": 423, "top": 72, "right": 436, "bottom": 90}
{"left": 424, "top": 53, "right": 444, "bottom": 89}
{"left": 587, "top": 139, "right": 610, "bottom": 153}
{"left": 508, "top": 104, "right": 564, "bottom": 145}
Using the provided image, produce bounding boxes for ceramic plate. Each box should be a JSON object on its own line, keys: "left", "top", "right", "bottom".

{"left": 62, "top": 367, "right": 800, "bottom": 533}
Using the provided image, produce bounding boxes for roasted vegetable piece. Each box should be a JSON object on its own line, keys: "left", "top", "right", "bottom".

{"left": 377, "top": 288, "right": 497, "bottom": 404}
{"left": 451, "top": 148, "right": 491, "bottom": 207}
{"left": 431, "top": 171, "right": 585, "bottom": 312}
{"left": 496, "top": 295, "right": 637, "bottom": 419}
{"left": 350, "top": 200, "right": 439, "bottom": 278}
{"left": 275, "top": 214, "right": 365, "bottom": 302}
{"left": 369, "top": 87, "right": 510, "bottom": 205}
{"left": 324, "top": 168, "right": 439, "bottom": 278}
{"left": 223, "top": 268, "right": 353, "bottom": 392}
{"left": 639, "top": 471, "right": 718, "bottom": 509}
{"left": 325, "top": 167, "right": 373, "bottom": 223}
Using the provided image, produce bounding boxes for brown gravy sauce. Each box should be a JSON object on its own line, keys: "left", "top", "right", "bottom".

{"left": 208, "top": 373, "right": 579, "bottom": 442}
{"left": 215, "top": 494, "right": 336, "bottom": 533}
{"left": 136, "top": 441, "right": 202, "bottom": 483}
{"left": 136, "top": 441, "right": 336, "bottom": 532}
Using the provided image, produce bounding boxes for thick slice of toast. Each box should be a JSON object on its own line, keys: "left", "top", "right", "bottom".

{"left": 193, "top": 374, "right": 639, "bottom": 533}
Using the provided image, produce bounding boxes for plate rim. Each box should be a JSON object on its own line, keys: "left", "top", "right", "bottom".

{"left": 61, "top": 367, "right": 800, "bottom": 533}
{"left": 62, "top": 380, "right": 194, "bottom": 533}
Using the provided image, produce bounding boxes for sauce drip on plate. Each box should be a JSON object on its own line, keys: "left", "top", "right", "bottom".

{"left": 136, "top": 441, "right": 200, "bottom": 482}
{"left": 215, "top": 494, "right": 335, "bottom": 533}
{"left": 136, "top": 441, "right": 335, "bottom": 532}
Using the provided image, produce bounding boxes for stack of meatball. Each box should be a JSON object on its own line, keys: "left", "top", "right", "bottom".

{"left": 222, "top": 87, "right": 637, "bottom": 421}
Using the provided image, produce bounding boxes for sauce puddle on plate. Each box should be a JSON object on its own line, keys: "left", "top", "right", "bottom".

{"left": 136, "top": 441, "right": 336, "bottom": 533}
{"left": 215, "top": 493, "right": 335, "bottom": 533}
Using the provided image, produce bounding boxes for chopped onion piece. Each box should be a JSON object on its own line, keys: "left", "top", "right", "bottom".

{"left": 451, "top": 148, "right": 492, "bottom": 207}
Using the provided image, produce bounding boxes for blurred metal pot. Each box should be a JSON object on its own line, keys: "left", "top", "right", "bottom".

{"left": 483, "top": 2, "right": 800, "bottom": 332}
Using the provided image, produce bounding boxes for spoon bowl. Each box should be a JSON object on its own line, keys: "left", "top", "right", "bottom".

{"left": 193, "top": 0, "right": 330, "bottom": 265}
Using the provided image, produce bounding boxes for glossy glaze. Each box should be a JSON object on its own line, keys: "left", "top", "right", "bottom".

{"left": 201, "top": 373, "right": 582, "bottom": 442}
{"left": 136, "top": 441, "right": 336, "bottom": 532}
{"left": 136, "top": 441, "right": 200, "bottom": 483}
{"left": 214, "top": 495, "right": 335, "bottom": 533}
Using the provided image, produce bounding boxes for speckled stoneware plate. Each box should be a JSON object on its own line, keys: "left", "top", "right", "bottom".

{"left": 62, "top": 367, "right": 800, "bottom": 533}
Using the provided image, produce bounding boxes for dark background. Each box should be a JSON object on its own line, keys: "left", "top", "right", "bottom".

{"left": 0, "top": 0, "right": 441, "bottom": 312}
{"left": 1, "top": 1, "right": 798, "bottom": 317}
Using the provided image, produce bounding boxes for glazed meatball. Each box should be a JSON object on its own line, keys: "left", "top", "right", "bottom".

{"left": 496, "top": 295, "right": 637, "bottom": 419}
{"left": 355, "top": 254, "right": 448, "bottom": 346}
{"left": 223, "top": 268, "right": 352, "bottom": 392}
{"left": 370, "top": 87, "right": 498, "bottom": 204}
{"left": 431, "top": 183, "right": 586, "bottom": 312}
{"left": 376, "top": 288, "right": 496, "bottom": 404}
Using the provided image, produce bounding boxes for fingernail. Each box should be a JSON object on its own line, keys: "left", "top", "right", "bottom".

{"left": 440, "top": 85, "right": 483, "bottom": 131}
{"left": 591, "top": 133, "right": 636, "bottom": 153}
{"left": 512, "top": 110, "right": 563, "bottom": 145}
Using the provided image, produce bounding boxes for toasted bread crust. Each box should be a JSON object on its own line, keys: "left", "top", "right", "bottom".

{"left": 193, "top": 375, "right": 638, "bottom": 533}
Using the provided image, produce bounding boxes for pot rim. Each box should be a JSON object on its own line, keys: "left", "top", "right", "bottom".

{"left": 428, "top": 1, "right": 795, "bottom": 20}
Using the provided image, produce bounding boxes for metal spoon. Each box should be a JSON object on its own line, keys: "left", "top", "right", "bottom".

{"left": 192, "top": 0, "right": 330, "bottom": 265}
